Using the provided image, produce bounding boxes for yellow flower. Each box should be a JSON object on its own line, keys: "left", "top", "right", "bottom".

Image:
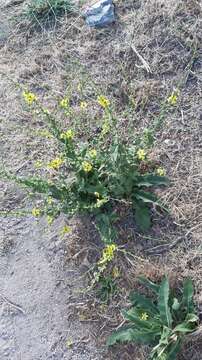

{"left": 88, "top": 149, "right": 97, "bottom": 158}
{"left": 94, "top": 192, "right": 100, "bottom": 198}
{"left": 101, "top": 121, "right": 110, "bottom": 135}
{"left": 32, "top": 207, "right": 41, "bottom": 217}
{"left": 80, "top": 101, "right": 88, "bottom": 110}
{"left": 23, "top": 91, "right": 37, "bottom": 105}
{"left": 95, "top": 198, "right": 105, "bottom": 208}
{"left": 112, "top": 266, "right": 120, "bottom": 279}
{"left": 167, "top": 89, "right": 179, "bottom": 105}
{"left": 47, "top": 157, "right": 63, "bottom": 170}
{"left": 47, "top": 196, "right": 53, "bottom": 205}
{"left": 60, "top": 129, "right": 74, "bottom": 140}
{"left": 82, "top": 161, "right": 92, "bottom": 173}
{"left": 61, "top": 225, "right": 71, "bottom": 236}
{"left": 77, "top": 83, "right": 82, "bottom": 92}
{"left": 140, "top": 312, "right": 149, "bottom": 321}
{"left": 156, "top": 167, "right": 166, "bottom": 176}
{"left": 34, "top": 160, "right": 43, "bottom": 169}
{"left": 60, "top": 97, "right": 69, "bottom": 109}
{"left": 99, "top": 244, "right": 117, "bottom": 265}
{"left": 66, "top": 338, "right": 73, "bottom": 349}
{"left": 137, "top": 148, "right": 146, "bottom": 161}
{"left": 47, "top": 215, "right": 53, "bottom": 225}
{"left": 97, "top": 95, "right": 110, "bottom": 109}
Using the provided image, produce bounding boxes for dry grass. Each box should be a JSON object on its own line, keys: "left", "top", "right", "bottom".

{"left": 0, "top": 0, "right": 201, "bottom": 359}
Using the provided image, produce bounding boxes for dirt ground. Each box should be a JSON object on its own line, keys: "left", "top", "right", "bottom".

{"left": 0, "top": 0, "right": 201, "bottom": 359}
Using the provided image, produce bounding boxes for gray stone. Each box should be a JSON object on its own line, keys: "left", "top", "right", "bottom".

{"left": 84, "top": 0, "right": 115, "bottom": 28}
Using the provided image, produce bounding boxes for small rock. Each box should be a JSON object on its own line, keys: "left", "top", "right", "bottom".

{"left": 83, "top": 0, "right": 115, "bottom": 28}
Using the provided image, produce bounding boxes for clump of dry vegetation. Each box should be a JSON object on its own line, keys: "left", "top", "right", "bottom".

{"left": 0, "top": 0, "right": 201, "bottom": 359}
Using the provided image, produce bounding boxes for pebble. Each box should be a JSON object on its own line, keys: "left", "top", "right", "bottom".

{"left": 83, "top": 0, "right": 115, "bottom": 28}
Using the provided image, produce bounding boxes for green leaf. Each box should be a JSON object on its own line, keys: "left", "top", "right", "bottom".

{"left": 134, "top": 200, "right": 151, "bottom": 231}
{"left": 129, "top": 292, "right": 158, "bottom": 315}
{"left": 173, "top": 313, "right": 198, "bottom": 333}
{"left": 95, "top": 213, "right": 117, "bottom": 244}
{"left": 137, "top": 175, "right": 169, "bottom": 187}
{"left": 167, "top": 338, "right": 182, "bottom": 360}
{"left": 107, "top": 326, "right": 136, "bottom": 346}
{"left": 134, "top": 190, "right": 169, "bottom": 212}
{"left": 181, "top": 278, "right": 194, "bottom": 313}
{"left": 138, "top": 276, "right": 160, "bottom": 295}
{"left": 158, "top": 277, "right": 172, "bottom": 327}
{"left": 135, "top": 190, "right": 158, "bottom": 204}
{"left": 123, "top": 309, "right": 153, "bottom": 330}
{"left": 107, "top": 326, "right": 159, "bottom": 346}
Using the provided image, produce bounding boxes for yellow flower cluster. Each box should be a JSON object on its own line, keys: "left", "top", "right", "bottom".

{"left": 60, "top": 97, "right": 69, "bottom": 109}
{"left": 60, "top": 129, "right": 74, "bottom": 140}
{"left": 88, "top": 149, "right": 97, "bottom": 158}
{"left": 156, "top": 167, "right": 166, "bottom": 176}
{"left": 82, "top": 161, "right": 92, "bottom": 173}
{"left": 47, "top": 215, "right": 53, "bottom": 225}
{"left": 99, "top": 244, "right": 117, "bottom": 265}
{"left": 167, "top": 89, "right": 179, "bottom": 105}
{"left": 137, "top": 148, "right": 146, "bottom": 161}
{"left": 23, "top": 91, "right": 37, "bottom": 105}
{"left": 48, "top": 157, "right": 63, "bottom": 170}
{"left": 32, "top": 207, "right": 41, "bottom": 217}
{"left": 140, "top": 312, "right": 149, "bottom": 320}
{"left": 97, "top": 95, "right": 110, "bottom": 109}
{"left": 34, "top": 160, "right": 43, "bottom": 169}
{"left": 61, "top": 225, "right": 71, "bottom": 236}
{"left": 80, "top": 101, "right": 88, "bottom": 110}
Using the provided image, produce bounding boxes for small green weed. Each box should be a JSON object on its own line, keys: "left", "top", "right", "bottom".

{"left": 108, "top": 277, "right": 199, "bottom": 360}
{"left": 97, "top": 275, "right": 118, "bottom": 303}
{"left": 24, "top": 0, "right": 76, "bottom": 26}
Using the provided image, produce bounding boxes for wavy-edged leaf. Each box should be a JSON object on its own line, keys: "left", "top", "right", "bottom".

{"left": 134, "top": 190, "right": 169, "bottom": 212}
{"left": 138, "top": 276, "right": 160, "bottom": 295}
{"left": 182, "top": 278, "right": 194, "bottom": 313}
{"left": 107, "top": 326, "right": 159, "bottom": 346}
{"left": 107, "top": 326, "right": 136, "bottom": 346}
{"left": 135, "top": 190, "right": 158, "bottom": 204}
{"left": 137, "top": 175, "right": 169, "bottom": 187}
{"left": 134, "top": 200, "right": 151, "bottom": 231}
{"left": 129, "top": 292, "right": 158, "bottom": 315}
{"left": 158, "top": 277, "right": 172, "bottom": 327}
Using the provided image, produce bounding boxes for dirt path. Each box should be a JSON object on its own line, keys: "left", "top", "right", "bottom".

{"left": 0, "top": 2, "right": 100, "bottom": 360}
{"left": 0, "top": 181, "right": 100, "bottom": 355}
{"left": 0, "top": 214, "right": 99, "bottom": 360}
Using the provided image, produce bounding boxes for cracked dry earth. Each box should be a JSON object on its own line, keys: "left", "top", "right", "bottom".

{"left": 0, "top": 3, "right": 100, "bottom": 360}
